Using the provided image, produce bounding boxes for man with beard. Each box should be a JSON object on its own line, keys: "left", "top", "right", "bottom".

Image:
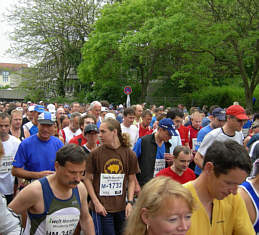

{"left": 9, "top": 144, "right": 95, "bottom": 235}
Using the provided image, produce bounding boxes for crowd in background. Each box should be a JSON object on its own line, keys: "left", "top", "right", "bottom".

{"left": 0, "top": 99, "right": 258, "bottom": 235}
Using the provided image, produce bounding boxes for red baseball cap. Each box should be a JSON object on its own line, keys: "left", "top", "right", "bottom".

{"left": 226, "top": 105, "right": 248, "bottom": 120}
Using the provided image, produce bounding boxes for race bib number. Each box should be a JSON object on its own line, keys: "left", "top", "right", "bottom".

{"left": 192, "top": 138, "right": 197, "bottom": 151}
{"left": 153, "top": 159, "right": 165, "bottom": 177}
{"left": 46, "top": 214, "right": 80, "bottom": 235}
{"left": 0, "top": 155, "right": 14, "bottom": 173}
{"left": 100, "top": 174, "right": 124, "bottom": 196}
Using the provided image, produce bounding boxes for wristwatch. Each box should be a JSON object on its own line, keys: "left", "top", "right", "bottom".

{"left": 127, "top": 200, "right": 134, "bottom": 206}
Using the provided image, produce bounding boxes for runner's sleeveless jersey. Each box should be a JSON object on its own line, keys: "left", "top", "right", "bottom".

{"left": 24, "top": 177, "right": 81, "bottom": 235}
{"left": 240, "top": 180, "right": 259, "bottom": 233}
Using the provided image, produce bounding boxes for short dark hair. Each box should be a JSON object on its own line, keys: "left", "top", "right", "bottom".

{"left": 56, "top": 144, "right": 87, "bottom": 166}
{"left": 166, "top": 108, "right": 184, "bottom": 119}
{"left": 173, "top": 146, "right": 191, "bottom": 157}
{"left": 79, "top": 114, "right": 96, "bottom": 127}
{"left": 141, "top": 109, "right": 152, "bottom": 118}
{"left": 123, "top": 107, "right": 135, "bottom": 117}
{"left": 209, "top": 105, "right": 219, "bottom": 115}
{"left": 0, "top": 112, "right": 10, "bottom": 122}
{"left": 203, "top": 140, "right": 252, "bottom": 177}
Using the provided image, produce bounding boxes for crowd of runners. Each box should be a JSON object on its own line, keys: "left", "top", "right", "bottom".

{"left": 0, "top": 100, "right": 258, "bottom": 235}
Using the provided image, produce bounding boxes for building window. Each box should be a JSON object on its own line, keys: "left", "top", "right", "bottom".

{"left": 2, "top": 71, "right": 9, "bottom": 82}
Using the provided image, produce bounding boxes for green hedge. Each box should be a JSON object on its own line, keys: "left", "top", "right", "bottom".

{"left": 184, "top": 86, "right": 259, "bottom": 111}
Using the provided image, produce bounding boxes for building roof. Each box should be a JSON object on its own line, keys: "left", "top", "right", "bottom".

{"left": 0, "top": 89, "right": 27, "bottom": 100}
{"left": 0, "top": 63, "right": 28, "bottom": 71}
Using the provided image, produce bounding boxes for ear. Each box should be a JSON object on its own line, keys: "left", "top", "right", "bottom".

{"left": 140, "top": 208, "right": 150, "bottom": 225}
{"left": 113, "top": 128, "right": 118, "bottom": 136}
{"left": 54, "top": 161, "right": 60, "bottom": 171}
{"left": 204, "top": 161, "right": 214, "bottom": 175}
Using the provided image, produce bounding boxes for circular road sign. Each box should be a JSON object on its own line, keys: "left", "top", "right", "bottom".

{"left": 124, "top": 86, "right": 132, "bottom": 95}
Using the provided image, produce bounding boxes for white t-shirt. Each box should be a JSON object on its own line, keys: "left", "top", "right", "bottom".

{"left": 198, "top": 127, "right": 243, "bottom": 157}
{"left": 0, "top": 135, "right": 21, "bottom": 195}
{"left": 61, "top": 126, "right": 82, "bottom": 144}
{"left": 249, "top": 140, "right": 259, "bottom": 160}
{"left": 121, "top": 123, "right": 139, "bottom": 149}
{"left": 169, "top": 130, "right": 182, "bottom": 153}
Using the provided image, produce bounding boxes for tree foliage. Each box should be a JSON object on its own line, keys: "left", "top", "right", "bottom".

{"left": 79, "top": 0, "right": 259, "bottom": 109}
{"left": 7, "top": 0, "right": 99, "bottom": 97}
{"left": 183, "top": 0, "right": 259, "bottom": 110}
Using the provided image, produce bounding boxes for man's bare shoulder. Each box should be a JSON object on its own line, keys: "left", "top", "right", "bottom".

{"left": 18, "top": 180, "right": 43, "bottom": 201}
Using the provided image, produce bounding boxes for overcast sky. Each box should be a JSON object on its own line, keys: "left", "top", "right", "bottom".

{"left": 0, "top": 0, "right": 26, "bottom": 64}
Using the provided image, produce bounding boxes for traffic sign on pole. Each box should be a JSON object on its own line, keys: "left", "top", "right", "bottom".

{"left": 124, "top": 86, "right": 132, "bottom": 95}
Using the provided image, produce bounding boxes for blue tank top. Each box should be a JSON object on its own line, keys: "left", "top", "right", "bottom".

{"left": 240, "top": 180, "right": 259, "bottom": 232}
{"left": 24, "top": 177, "right": 81, "bottom": 235}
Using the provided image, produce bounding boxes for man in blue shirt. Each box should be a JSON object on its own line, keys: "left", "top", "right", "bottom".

{"left": 194, "top": 107, "right": 226, "bottom": 175}
{"left": 12, "top": 111, "right": 64, "bottom": 181}
{"left": 133, "top": 118, "right": 177, "bottom": 187}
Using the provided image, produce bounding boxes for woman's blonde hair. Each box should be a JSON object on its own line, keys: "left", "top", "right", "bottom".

{"left": 102, "top": 118, "right": 131, "bottom": 148}
{"left": 124, "top": 176, "right": 194, "bottom": 235}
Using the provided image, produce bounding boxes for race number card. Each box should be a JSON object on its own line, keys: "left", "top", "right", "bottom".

{"left": 99, "top": 174, "right": 125, "bottom": 196}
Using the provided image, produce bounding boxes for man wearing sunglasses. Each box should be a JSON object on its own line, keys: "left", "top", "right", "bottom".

{"left": 194, "top": 104, "right": 248, "bottom": 169}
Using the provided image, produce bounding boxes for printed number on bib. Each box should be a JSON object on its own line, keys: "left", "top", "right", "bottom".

{"left": 46, "top": 214, "right": 80, "bottom": 235}
{"left": 100, "top": 174, "right": 124, "bottom": 196}
{"left": 0, "top": 155, "right": 14, "bottom": 173}
{"left": 153, "top": 159, "right": 165, "bottom": 177}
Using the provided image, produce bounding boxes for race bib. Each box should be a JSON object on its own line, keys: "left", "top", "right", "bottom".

{"left": 100, "top": 174, "right": 124, "bottom": 196}
{"left": 192, "top": 138, "right": 197, "bottom": 151}
{"left": 0, "top": 155, "right": 14, "bottom": 173}
{"left": 46, "top": 214, "right": 80, "bottom": 235}
{"left": 153, "top": 159, "right": 165, "bottom": 177}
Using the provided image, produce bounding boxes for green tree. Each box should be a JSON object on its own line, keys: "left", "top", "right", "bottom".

{"left": 79, "top": 0, "right": 258, "bottom": 108}
{"left": 7, "top": 0, "right": 98, "bottom": 97}
{"left": 79, "top": 0, "right": 191, "bottom": 102}
{"left": 173, "top": 0, "right": 259, "bottom": 110}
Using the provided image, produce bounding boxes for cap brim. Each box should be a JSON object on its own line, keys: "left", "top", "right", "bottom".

{"left": 38, "top": 120, "right": 55, "bottom": 125}
{"left": 168, "top": 128, "right": 178, "bottom": 136}
{"left": 85, "top": 130, "right": 99, "bottom": 134}
{"left": 235, "top": 114, "right": 248, "bottom": 120}
{"left": 216, "top": 115, "right": 226, "bottom": 121}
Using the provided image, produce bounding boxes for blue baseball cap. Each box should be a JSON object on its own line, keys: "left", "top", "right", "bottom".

{"left": 38, "top": 111, "right": 56, "bottom": 125}
{"left": 212, "top": 107, "right": 226, "bottom": 121}
{"left": 158, "top": 118, "right": 178, "bottom": 136}
{"left": 34, "top": 105, "right": 45, "bottom": 113}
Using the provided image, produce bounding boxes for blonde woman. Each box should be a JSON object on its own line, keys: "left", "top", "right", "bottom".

{"left": 124, "top": 176, "right": 194, "bottom": 235}
{"left": 84, "top": 118, "right": 139, "bottom": 235}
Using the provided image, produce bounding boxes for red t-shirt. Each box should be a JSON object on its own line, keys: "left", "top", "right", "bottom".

{"left": 69, "top": 133, "right": 87, "bottom": 146}
{"left": 187, "top": 125, "right": 201, "bottom": 150}
{"left": 139, "top": 125, "right": 153, "bottom": 138}
{"left": 156, "top": 167, "right": 196, "bottom": 184}
{"left": 178, "top": 125, "right": 189, "bottom": 147}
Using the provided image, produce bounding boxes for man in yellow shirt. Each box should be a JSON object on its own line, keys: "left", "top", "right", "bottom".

{"left": 185, "top": 140, "right": 255, "bottom": 235}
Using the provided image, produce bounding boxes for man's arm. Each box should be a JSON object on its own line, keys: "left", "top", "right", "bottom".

{"left": 238, "top": 187, "right": 255, "bottom": 224}
{"left": 194, "top": 152, "right": 204, "bottom": 169}
{"left": 8, "top": 181, "right": 41, "bottom": 215}
{"left": 23, "top": 128, "right": 30, "bottom": 138}
{"left": 83, "top": 173, "right": 107, "bottom": 216}
{"left": 125, "top": 174, "right": 135, "bottom": 218}
{"left": 0, "top": 195, "right": 21, "bottom": 235}
{"left": 12, "top": 167, "right": 54, "bottom": 180}
{"left": 77, "top": 183, "right": 95, "bottom": 235}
